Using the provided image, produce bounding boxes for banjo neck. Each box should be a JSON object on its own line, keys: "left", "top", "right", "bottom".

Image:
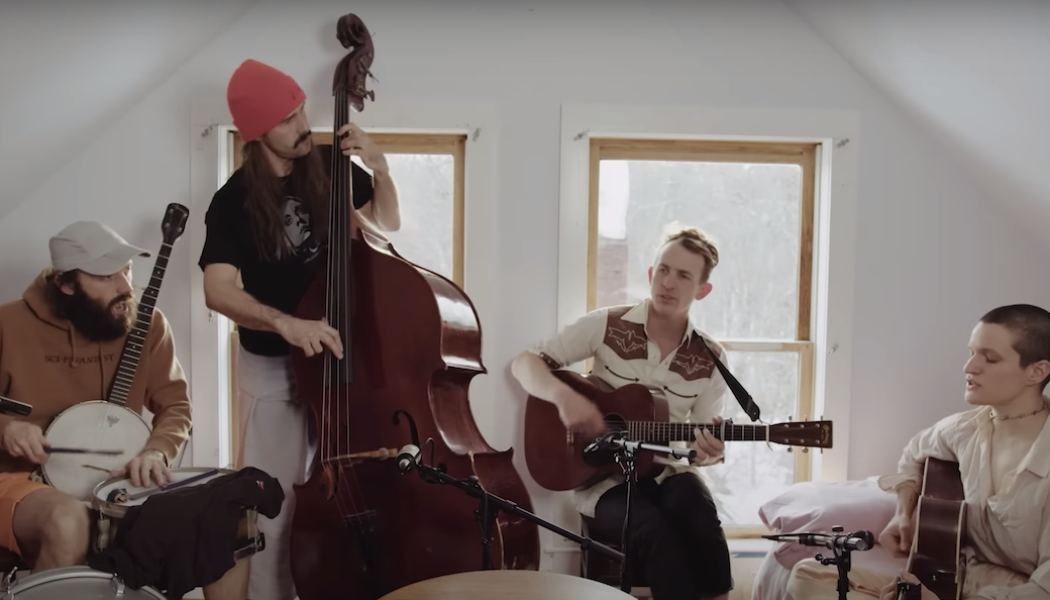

{"left": 106, "top": 204, "right": 188, "bottom": 407}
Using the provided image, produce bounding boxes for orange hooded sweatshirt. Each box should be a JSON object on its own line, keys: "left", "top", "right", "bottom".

{"left": 0, "top": 271, "right": 192, "bottom": 474}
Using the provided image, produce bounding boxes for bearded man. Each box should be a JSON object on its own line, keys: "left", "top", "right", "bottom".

{"left": 0, "top": 221, "right": 247, "bottom": 599}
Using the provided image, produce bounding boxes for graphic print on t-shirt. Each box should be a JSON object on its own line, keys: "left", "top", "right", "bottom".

{"left": 281, "top": 195, "right": 322, "bottom": 265}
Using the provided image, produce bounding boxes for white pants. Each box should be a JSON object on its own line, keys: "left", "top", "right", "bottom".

{"left": 236, "top": 348, "right": 314, "bottom": 600}
{"left": 787, "top": 556, "right": 1029, "bottom": 600}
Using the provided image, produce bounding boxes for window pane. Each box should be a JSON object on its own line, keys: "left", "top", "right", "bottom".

{"left": 352, "top": 154, "right": 455, "bottom": 280}
{"left": 703, "top": 350, "right": 800, "bottom": 528}
{"left": 595, "top": 160, "right": 802, "bottom": 340}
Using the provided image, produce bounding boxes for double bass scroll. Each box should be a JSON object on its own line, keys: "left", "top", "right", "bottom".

{"left": 287, "top": 12, "right": 540, "bottom": 600}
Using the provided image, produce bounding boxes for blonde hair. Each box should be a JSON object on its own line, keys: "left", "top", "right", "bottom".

{"left": 659, "top": 223, "right": 719, "bottom": 282}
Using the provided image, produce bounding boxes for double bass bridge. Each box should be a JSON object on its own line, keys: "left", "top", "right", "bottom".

{"left": 343, "top": 509, "right": 379, "bottom": 529}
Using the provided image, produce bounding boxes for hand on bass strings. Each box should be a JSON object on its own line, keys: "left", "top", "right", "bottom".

{"left": 337, "top": 123, "right": 389, "bottom": 175}
{"left": 110, "top": 448, "right": 173, "bottom": 488}
{"left": 552, "top": 387, "right": 606, "bottom": 438}
{"left": 878, "top": 571, "right": 939, "bottom": 600}
{"left": 275, "top": 315, "right": 344, "bottom": 359}
{"left": 0, "top": 420, "right": 49, "bottom": 464}
{"left": 690, "top": 416, "right": 726, "bottom": 465}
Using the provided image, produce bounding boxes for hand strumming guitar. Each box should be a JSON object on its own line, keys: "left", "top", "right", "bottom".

{"left": 879, "top": 512, "right": 916, "bottom": 557}
{"left": 552, "top": 386, "right": 606, "bottom": 437}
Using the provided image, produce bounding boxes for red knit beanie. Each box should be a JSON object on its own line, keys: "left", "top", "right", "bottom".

{"left": 227, "top": 59, "right": 307, "bottom": 142}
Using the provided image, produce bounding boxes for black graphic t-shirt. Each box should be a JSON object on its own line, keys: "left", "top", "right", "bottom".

{"left": 197, "top": 144, "right": 374, "bottom": 356}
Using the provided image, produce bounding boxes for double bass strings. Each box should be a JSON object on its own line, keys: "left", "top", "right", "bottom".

{"left": 323, "top": 81, "right": 371, "bottom": 521}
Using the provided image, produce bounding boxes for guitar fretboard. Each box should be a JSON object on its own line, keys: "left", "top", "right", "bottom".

{"left": 108, "top": 243, "right": 171, "bottom": 406}
{"left": 622, "top": 421, "right": 769, "bottom": 442}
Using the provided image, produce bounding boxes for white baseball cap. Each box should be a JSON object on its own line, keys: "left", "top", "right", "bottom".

{"left": 49, "top": 221, "right": 151, "bottom": 276}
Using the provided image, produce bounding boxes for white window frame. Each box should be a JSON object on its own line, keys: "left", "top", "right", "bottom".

{"left": 557, "top": 104, "right": 860, "bottom": 483}
{"left": 188, "top": 98, "right": 498, "bottom": 468}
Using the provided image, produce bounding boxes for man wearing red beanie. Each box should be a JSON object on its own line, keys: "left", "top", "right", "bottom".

{"left": 199, "top": 58, "right": 401, "bottom": 600}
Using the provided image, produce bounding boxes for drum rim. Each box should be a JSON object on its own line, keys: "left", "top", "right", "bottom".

{"left": 4, "top": 565, "right": 165, "bottom": 597}
{"left": 91, "top": 467, "right": 236, "bottom": 517}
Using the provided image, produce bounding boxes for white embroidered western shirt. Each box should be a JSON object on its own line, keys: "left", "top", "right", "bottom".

{"left": 879, "top": 402, "right": 1050, "bottom": 600}
{"left": 529, "top": 300, "right": 729, "bottom": 518}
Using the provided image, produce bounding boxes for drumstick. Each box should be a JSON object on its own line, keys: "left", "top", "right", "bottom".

{"left": 121, "top": 468, "right": 222, "bottom": 502}
{"left": 332, "top": 447, "right": 400, "bottom": 461}
{"left": 47, "top": 447, "right": 123, "bottom": 456}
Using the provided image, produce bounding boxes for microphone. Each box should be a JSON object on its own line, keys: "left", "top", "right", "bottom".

{"left": 583, "top": 431, "right": 697, "bottom": 462}
{"left": 0, "top": 396, "right": 31, "bottom": 416}
{"left": 397, "top": 444, "right": 420, "bottom": 473}
{"left": 765, "top": 529, "right": 874, "bottom": 552}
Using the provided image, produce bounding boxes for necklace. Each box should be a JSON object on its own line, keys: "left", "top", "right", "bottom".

{"left": 990, "top": 402, "right": 1049, "bottom": 421}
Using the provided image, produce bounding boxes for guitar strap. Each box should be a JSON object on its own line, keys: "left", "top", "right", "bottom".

{"left": 695, "top": 336, "right": 762, "bottom": 422}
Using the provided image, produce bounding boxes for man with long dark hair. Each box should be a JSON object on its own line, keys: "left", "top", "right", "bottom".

{"left": 198, "top": 59, "right": 401, "bottom": 600}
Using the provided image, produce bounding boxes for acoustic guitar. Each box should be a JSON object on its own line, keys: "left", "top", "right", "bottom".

{"left": 897, "top": 457, "right": 967, "bottom": 600}
{"left": 523, "top": 370, "right": 833, "bottom": 492}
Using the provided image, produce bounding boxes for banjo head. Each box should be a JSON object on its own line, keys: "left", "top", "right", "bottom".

{"left": 41, "top": 401, "right": 151, "bottom": 502}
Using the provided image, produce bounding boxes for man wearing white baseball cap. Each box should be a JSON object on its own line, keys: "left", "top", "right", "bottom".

{"left": 49, "top": 220, "right": 152, "bottom": 276}
{"left": 0, "top": 221, "right": 249, "bottom": 599}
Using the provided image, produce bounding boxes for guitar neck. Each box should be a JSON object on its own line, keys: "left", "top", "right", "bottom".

{"left": 107, "top": 242, "right": 171, "bottom": 406}
{"left": 625, "top": 421, "right": 767, "bottom": 442}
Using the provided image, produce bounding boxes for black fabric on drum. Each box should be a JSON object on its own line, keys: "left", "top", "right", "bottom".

{"left": 88, "top": 466, "right": 285, "bottom": 599}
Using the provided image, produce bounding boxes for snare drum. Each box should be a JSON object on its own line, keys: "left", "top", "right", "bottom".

{"left": 90, "top": 468, "right": 264, "bottom": 560}
{"left": 0, "top": 566, "right": 165, "bottom": 599}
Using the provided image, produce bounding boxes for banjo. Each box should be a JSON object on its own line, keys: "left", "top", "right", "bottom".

{"left": 40, "top": 203, "right": 189, "bottom": 501}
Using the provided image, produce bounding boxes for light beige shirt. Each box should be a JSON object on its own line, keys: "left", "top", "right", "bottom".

{"left": 879, "top": 401, "right": 1050, "bottom": 600}
{"left": 529, "top": 300, "right": 729, "bottom": 517}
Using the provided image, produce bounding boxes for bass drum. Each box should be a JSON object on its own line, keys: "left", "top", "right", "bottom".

{"left": 0, "top": 566, "right": 165, "bottom": 599}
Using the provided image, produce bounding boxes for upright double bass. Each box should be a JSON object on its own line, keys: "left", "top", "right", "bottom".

{"left": 288, "top": 13, "right": 540, "bottom": 600}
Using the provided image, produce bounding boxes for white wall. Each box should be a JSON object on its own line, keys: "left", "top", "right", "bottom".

{"left": 4, "top": 0, "right": 1049, "bottom": 570}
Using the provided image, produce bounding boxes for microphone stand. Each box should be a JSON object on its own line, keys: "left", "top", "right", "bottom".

{"left": 399, "top": 448, "right": 625, "bottom": 571}
{"left": 764, "top": 526, "right": 862, "bottom": 600}
{"left": 585, "top": 432, "right": 696, "bottom": 594}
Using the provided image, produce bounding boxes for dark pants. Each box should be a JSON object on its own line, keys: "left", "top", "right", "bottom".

{"left": 589, "top": 473, "right": 733, "bottom": 599}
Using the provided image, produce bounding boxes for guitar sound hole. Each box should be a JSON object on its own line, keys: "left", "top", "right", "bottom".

{"left": 580, "top": 413, "right": 627, "bottom": 468}
{"left": 605, "top": 413, "right": 627, "bottom": 432}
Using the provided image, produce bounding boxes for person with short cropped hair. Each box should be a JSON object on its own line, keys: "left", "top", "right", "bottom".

{"left": 787, "top": 304, "right": 1050, "bottom": 600}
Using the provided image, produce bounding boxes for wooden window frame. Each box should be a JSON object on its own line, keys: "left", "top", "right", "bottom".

{"left": 587, "top": 137, "right": 818, "bottom": 537}
{"left": 224, "top": 130, "right": 467, "bottom": 464}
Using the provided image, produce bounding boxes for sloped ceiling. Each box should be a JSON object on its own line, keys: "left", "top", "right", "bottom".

{"left": 0, "top": 0, "right": 257, "bottom": 219}
{"left": 2, "top": 0, "right": 1047, "bottom": 239}
{"left": 784, "top": 0, "right": 1050, "bottom": 240}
